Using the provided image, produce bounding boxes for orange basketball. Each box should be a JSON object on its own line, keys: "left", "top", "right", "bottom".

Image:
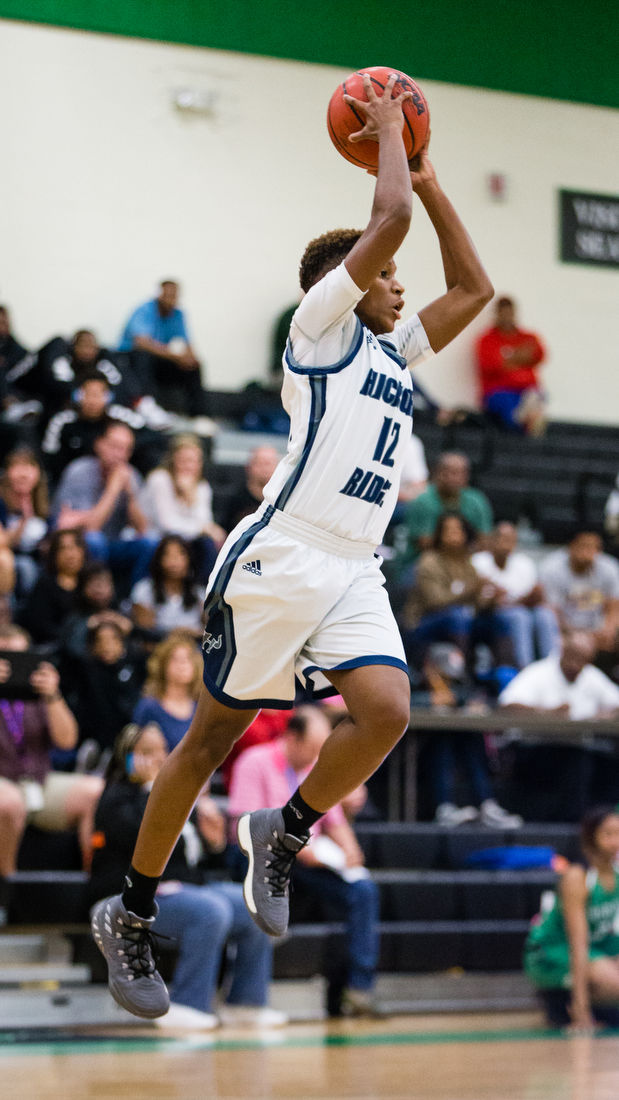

{"left": 327, "top": 66, "right": 430, "bottom": 170}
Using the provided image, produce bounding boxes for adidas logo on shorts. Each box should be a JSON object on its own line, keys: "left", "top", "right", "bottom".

{"left": 242, "top": 559, "right": 262, "bottom": 576}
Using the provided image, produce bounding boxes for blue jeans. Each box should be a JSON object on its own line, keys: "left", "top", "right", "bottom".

{"left": 84, "top": 531, "right": 159, "bottom": 586}
{"left": 498, "top": 604, "right": 560, "bottom": 668}
{"left": 292, "top": 866, "right": 379, "bottom": 991}
{"left": 154, "top": 882, "right": 273, "bottom": 1012}
{"left": 425, "top": 731, "right": 494, "bottom": 808}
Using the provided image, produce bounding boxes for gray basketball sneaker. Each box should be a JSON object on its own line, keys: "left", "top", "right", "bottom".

{"left": 91, "top": 894, "right": 170, "bottom": 1018}
{"left": 237, "top": 808, "right": 309, "bottom": 937}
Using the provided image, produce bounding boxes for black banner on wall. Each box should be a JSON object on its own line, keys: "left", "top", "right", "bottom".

{"left": 559, "top": 189, "right": 619, "bottom": 269}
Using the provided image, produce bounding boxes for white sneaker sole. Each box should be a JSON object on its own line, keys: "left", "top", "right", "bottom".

{"left": 237, "top": 814, "right": 257, "bottom": 918}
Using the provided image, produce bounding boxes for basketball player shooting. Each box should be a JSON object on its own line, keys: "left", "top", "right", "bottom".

{"left": 92, "top": 73, "right": 493, "bottom": 1019}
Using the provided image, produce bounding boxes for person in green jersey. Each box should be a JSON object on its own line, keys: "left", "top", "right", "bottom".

{"left": 396, "top": 452, "right": 493, "bottom": 572}
{"left": 524, "top": 806, "right": 619, "bottom": 1031}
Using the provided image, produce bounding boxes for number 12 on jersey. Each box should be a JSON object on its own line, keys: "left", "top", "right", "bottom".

{"left": 372, "top": 417, "right": 400, "bottom": 467}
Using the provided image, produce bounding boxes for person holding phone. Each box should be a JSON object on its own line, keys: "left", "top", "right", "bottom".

{"left": 0, "top": 624, "right": 103, "bottom": 918}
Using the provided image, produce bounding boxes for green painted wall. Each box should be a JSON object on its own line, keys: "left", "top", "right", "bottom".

{"left": 0, "top": 0, "right": 618, "bottom": 109}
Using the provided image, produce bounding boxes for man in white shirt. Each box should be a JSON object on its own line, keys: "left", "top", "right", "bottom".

{"left": 473, "top": 522, "right": 559, "bottom": 667}
{"left": 498, "top": 631, "right": 619, "bottom": 819}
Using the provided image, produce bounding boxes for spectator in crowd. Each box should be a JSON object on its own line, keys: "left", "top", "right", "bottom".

{"left": 62, "top": 563, "right": 132, "bottom": 662}
{"left": 415, "top": 642, "right": 522, "bottom": 828}
{"left": 0, "top": 624, "right": 103, "bottom": 897}
{"left": 219, "top": 709, "right": 290, "bottom": 793}
{"left": 118, "top": 279, "right": 209, "bottom": 417}
{"left": 540, "top": 531, "right": 619, "bottom": 669}
{"left": 0, "top": 305, "right": 30, "bottom": 407}
{"left": 131, "top": 535, "right": 204, "bottom": 640}
{"left": 499, "top": 631, "right": 619, "bottom": 820}
{"left": 18, "top": 528, "right": 86, "bottom": 647}
{"left": 67, "top": 620, "right": 144, "bottom": 757}
{"left": 222, "top": 445, "right": 281, "bottom": 533}
{"left": 0, "top": 447, "right": 50, "bottom": 599}
{"left": 41, "top": 371, "right": 148, "bottom": 483}
{"left": 472, "top": 521, "right": 560, "bottom": 667}
{"left": 132, "top": 630, "right": 201, "bottom": 752}
{"left": 90, "top": 722, "right": 284, "bottom": 1030}
{"left": 476, "top": 295, "right": 546, "bottom": 434}
{"left": 524, "top": 805, "right": 619, "bottom": 1031}
{"left": 604, "top": 475, "right": 619, "bottom": 556}
{"left": 16, "top": 328, "right": 135, "bottom": 414}
{"left": 139, "top": 434, "right": 225, "bottom": 584}
{"left": 401, "top": 512, "right": 514, "bottom": 673}
{"left": 53, "top": 419, "right": 158, "bottom": 589}
{"left": 396, "top": 452, "right": 493, "bottom": 571}
{"left": 228, "top": 705, "right": 381, "bottom": 1018}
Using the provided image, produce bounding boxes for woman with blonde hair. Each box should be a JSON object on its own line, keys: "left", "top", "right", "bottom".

{"left": 139, "top": 433, "right": 225, "bottom": 584}
{"left": 132, "top": 630, "right": 202, "bottom": 750}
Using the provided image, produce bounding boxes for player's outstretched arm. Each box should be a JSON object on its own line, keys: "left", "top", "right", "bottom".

{"left": 343, "top": 73, "right": 413, "bottom": 292}
{"left": 413, "top": 151, "right": 493, "bottom": 353}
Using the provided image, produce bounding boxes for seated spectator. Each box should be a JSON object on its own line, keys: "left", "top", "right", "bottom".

{"left": 62, "top": 563, "right": 133, "bottom": 662}
{"left": 18, "top": 528, "right": 86, "bottom": 647}
{"left": 396, "top": 452, "right": 493, "bottom": 573}
{"left": 524, "top": 806, "right": 619, "bottom": 1031}
{"left": 473, "top": 521, "right": 560, "bottom": 667}
{"left": 0, "top": 305, "right": 30, "bottom": 408}
{"left": 416, "top": 642, "right": 522, "bottom": 828}
{"left": 499, "top": 631, "right": 619, "bottom": 820}
{"left": 41, "top": 371, "right": 149, "bottom": 483}
{"left": 219, "top": 709, "right": 290, "bottom": 793}
{"left": 67, "top": 621, "right": 144, "bottom": 756}
{"left": 222, "top": 445, "right": 281, "bottom": 533}
{"left": 118, "top": 279, "right": 209, "bottom": 417}
{"left": 0, "top": 447, "right": 50, "bottom": 599}
{"left": 16, "top": 328, "right": 136, "bottom": 414}
{"left": 604, "top": 475, "right": 619, "bottom": 556}
{"left": 90, "top": 722, "right": 284, "bottom": 1030}
{"left": 0, "top": 624, "right": 103, "bottom": 902}
{"left": 476, "top": 295, "right": 546, "bottom": 434}
{"left": 132, "top": 630, "right": 200, "bottom": 751}
{"left": 540, "top": 531, "right": 619, "bottom": 675}
{"left": 228, "top": 705, "right": 381, "bottom": 1018}
{"left": 131, "top": 535, "right": 204, "bottom": 640}
{"left": 139, "top": 434, "right": 225, "bottom": 584}
{"left": 53, "top": 419, "right": 158, "bottom": 590}
{"left": 401, "top": 512, "right": 514, "bottom": 674}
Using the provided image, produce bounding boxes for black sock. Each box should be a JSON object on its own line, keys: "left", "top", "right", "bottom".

{"left": 122, "top": 865, "right": 160, "bottom": 919}
{"left": 281, "top": 789, "right": 323, "bottom": 836}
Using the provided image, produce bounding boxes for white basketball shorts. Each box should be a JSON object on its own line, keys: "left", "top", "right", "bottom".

{"left": 201, "top": 503, "right": 408, "bottom": 709}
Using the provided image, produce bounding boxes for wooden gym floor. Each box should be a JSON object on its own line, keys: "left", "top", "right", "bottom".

{"left": 2, "top": 1011, "right": 619, "bottom": 1100}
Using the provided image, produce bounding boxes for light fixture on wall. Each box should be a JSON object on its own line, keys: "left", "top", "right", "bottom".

{"left": 172, "top": 88, "right": 218, "bottom": 116}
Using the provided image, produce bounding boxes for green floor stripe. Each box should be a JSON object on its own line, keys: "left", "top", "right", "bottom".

{"left": 0, "top": 1026, "right": 618, "bottom": 1058}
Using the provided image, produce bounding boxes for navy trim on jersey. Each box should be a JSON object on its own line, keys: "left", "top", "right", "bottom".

{"left": 284, "top": 315, "right": 364, "bottom": 376}
{"left": 202, "top": 506, "right": 274, "bottom": 692}
{"left": 202, "top": 668, "right": 295, "bottom": 711}
{"left": 377, "top": 337, "right": 408, "bottom": 370}
{"left": 274, "top": 375, "right": 327, "bottom": 511}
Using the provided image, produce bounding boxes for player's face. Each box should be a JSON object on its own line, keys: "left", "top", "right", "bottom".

{"left": 355, "top": 260, "right": 404, "bottom": 335}
{"left": 593, "top": 814, "right": 619, "bottom": 861}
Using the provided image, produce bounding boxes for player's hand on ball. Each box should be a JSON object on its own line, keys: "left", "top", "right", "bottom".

{"left": 409, "top": 136, "right": 436, "bottom": 190}
{"left": 345, "top": 73, "right": 412, "bottom": 145}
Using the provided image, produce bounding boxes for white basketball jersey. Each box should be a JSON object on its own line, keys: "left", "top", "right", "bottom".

{"left": 262, "top": 262, "right": 434, "bottom": 546}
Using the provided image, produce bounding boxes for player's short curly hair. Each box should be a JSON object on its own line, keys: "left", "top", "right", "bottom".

{"left": 299, "top": 229, "right": 363, "bottom": 293}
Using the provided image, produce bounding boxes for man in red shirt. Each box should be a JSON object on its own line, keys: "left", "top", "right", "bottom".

{"left": 476, "top": 296, "right": 546, "bottom": 434}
